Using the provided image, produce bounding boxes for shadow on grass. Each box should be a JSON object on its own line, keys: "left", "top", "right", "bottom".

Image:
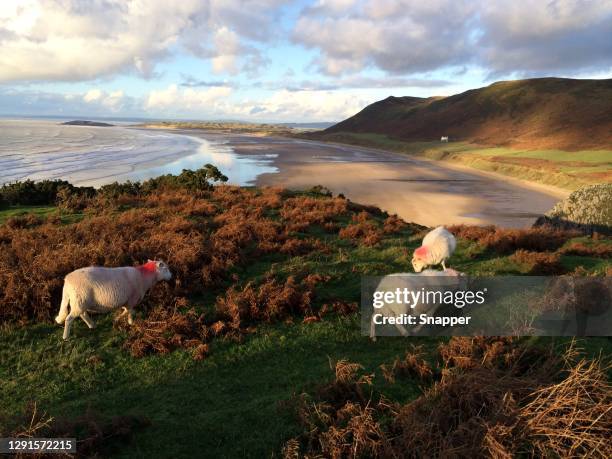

{"left": 1, "top": 316, "right": 444, "bottom": 458}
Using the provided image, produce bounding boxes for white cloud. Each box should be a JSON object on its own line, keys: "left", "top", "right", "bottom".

{"left": 293, "top": 0, "right": 612, "bottom": 77}
{"left": 478, "top": 0, "right": 612, "bottom": 76}
{"left": 210, "top": 27, "right": 242, "bottom": 74}
{"left": 0, "top": 86, "right": 138, "bottom": 116}
{"left": 81, "top": 89, "right": 127, "bottom": 111}
{"left": 0, "top": 0, "right": 286, "bottom": 82}
{"left": 144, "top": 84, "right": 232, "bottom": 112}
{"left": 0, "top": 84, "right": 371, "bottom": 122}
{"left": 294, "top": 0, "right": 476, "bottom": 75}
{"left": 227, "top": 89, "right": 374, "bottom": 121}
{"left": 83, "top": 89, "right": 103, "bottom": 103}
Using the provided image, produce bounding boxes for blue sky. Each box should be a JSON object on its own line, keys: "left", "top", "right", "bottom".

{"left": 0, "top": 1, "right": 611, "bottom": 122}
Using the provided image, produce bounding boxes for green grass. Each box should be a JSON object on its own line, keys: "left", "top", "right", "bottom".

{"left": 1, "top": 204, "right": 610, "bottom": 457}
{"left": 0, "top": 205, "right": 56, "bottom": 223}
{"left": 0, "top": 314, "right": 435, "bottom": 457}
{"left": 2, "top": 315, "right": 610, "bottom": 458}
{"left": 0, "top": 205, "right": 84, "bottom": 225}
{"left": 313, "top": 132, "right": 612, "bottom": 190}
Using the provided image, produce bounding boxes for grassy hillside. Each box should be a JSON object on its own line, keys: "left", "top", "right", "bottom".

{"left": 1, "top": 178, "right": 610, "bottom": 457}
{"left": 320, "top": 78, "right": 612, "bottom": 151}
{"left": 305, "top": 78, "right": 612, "bottom": 190}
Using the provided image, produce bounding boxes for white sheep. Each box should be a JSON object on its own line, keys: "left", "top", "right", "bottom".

{"left": 370, "top": 268, "right": 466, "bottom": 340}
{"left": 412, "top": 226, "right": 456, "bottom": 272}
{"left": 55, "top": 260, "right": 172, "bottom": 340}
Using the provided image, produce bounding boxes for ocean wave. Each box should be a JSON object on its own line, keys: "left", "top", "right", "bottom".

{"left": 0, "top": 120, "right": 275, "bottom": 187}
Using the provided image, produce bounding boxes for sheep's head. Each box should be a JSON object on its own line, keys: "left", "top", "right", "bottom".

{"left": 411, "top": 246, "right": 428, "bottom": 273}
{"left": 149, "top": 259, "right": 172, "bottom": 281}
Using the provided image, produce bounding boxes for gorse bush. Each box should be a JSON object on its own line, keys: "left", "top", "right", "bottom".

{"left": 0, "top": 179, "right": 95, "bottom": 206}
{"left": 0, "top": 164, "right": 228, "bottom": 206}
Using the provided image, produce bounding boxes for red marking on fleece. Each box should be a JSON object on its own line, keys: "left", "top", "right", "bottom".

{"left": 414, "top": 246, "right": 428, "bottom": 258}
{"left": 137, "top": 261, "right": 157, "bottom": 275}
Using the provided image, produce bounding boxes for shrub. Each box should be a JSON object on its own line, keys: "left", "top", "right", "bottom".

{"left": 0, "top": 179, "right": 94, "bottom": 206}
{"left": 449, "top": 225, "right": 577, "bottom": 254}
{"left": 380, "top": 346, "right": 434, "bottom": 384}
{"left": 141, "top": 163, "right": 228, "bottom": 192}
{"left": 338, "top": 211, "right": 383, "bottom": 246}
{"left": 280, "top": 196, "right": 349, "bottom": 232}
{"left": 5, "top": 214, "right": 44, "bottom": 229}
{"left": 382, "top": 214, "right": 408, "bottom": 234}
{"left": 284, "top": 340, "right": 612, "bottom": 459}
{"left": 510, "top": 250, "right": 566, "bottom": 275}
{"left": 0, "top": 165, "right": 226, "bottom": 208}
{"left": 214, "top": 274, "right": 328, "bottom": 329}
{"left": 121, "top": 303, "right": 210, "bottom": 359}
{"left": 2, "top": 403, "right": 150, "bottom": 458}
{"left": 559, "top": 241, "right": 612, "bottom": 258}
{"left": 98, "top": 180, "right": 142, "bottom": 198}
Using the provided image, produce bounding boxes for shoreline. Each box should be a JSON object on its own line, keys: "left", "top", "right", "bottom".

{"left": 144, "top": 126, "right": 569, "bottom": 199}
{"left": 156, "top": 128, "right": 563, "bottom": 228}
{"left": 288, "top": 136, "right": 570, "bottom": 200}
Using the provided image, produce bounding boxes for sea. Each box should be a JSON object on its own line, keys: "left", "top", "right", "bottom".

{"left": 0, "top": 118, "right": 276, "bottom": 187}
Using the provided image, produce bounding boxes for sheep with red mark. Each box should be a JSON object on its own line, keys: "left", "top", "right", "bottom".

{"left": 412, "top": 226, "right": 456, "bottom": 272}
{"left": 55, "top": 260, "right": 172, "bottom": 340}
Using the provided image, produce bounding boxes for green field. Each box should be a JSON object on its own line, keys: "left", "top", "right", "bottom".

{"left": 0, "top": 205, "right": 56, "bottom": 223}
{"left": 1, "top": 192, "right": 611, "bottom": 457}
{"left": 311, "top": 132, "right": 612, "bottom": 190}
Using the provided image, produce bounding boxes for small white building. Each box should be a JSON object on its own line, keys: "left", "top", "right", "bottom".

{"left": 440, "top": 136, "right": 449, "bottom": 142}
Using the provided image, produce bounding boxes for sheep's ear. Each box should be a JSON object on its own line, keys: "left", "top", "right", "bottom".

{"left": 147, "top": 259, "right": 153, "bottom": 263}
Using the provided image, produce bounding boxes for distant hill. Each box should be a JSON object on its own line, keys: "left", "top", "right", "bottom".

{"left": 278, "top": 122, "right": 335, "bottom": 129}
{"left": 321, "top": 78, "right": 612, "bottom": 150}
{"left": 61, "top": 120, "right": 114, "bottom": 127}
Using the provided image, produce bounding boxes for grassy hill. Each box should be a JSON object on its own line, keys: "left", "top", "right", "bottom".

{"left": 306, "top": 78, "right": 612, "bottom": 191}
{"left": 322, "top": 78, "right": 612, "bottom": 151}
{"left": 0, "top": 172, "right": 610, "bottom": 457}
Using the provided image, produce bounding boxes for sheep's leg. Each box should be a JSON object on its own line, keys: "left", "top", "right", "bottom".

{"left": 115, "top": 307, "right": 128, "bottom": 321}
{"left": 127, "top": 308, "right": 135, "bottom": 325}
{"left": 441, "top": 260, "right": 447, "bottom": 270}
{"left": 370, "top": 316, "right": 377, "bottom": 342}
{"left": 55, "top": 288, "right": 70, "bottom": 324}
{"left": 63, "top": 315, "right": 75, "bottom": 340}
{"left": 80, "top": 311, "right": 95, "bottom": 329}
{"left": 395, "top": 323, "right": 411, "bottom": 337}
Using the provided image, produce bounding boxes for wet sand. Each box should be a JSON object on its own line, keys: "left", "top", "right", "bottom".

{"left": 167, "top": 130, "right": 568, "bottom": 228}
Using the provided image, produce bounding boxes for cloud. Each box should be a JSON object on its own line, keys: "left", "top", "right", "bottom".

{"left": 0, "top": 0, "right": 286, "bottom": 83}
{"left": 0, "top": 84, "right": 371, "bottom": 122}
{"left": 293, "top": 0, "right": 612, "bottom": 77}
{"left": 0, "top": 86, "right": 138, "bottom": 116}
{"left": 294, "top": 0, "right": 476, "bottom": 76}
{"left": 180, "top": 74, "right": 234, "bottom": 88}
{"left": 227, "top": 89, "right": 374, "bottom": 121}
{"left": 478, "top": 1, "right": 612, "bottom": 76}
{"left": 144, "top": 84, "right": 232, "bottom": 112}
{"left": 83, "top": 89, "right": 103, "bottom": 103}
{"left": 284, "top": 76, "right": 452, "bottom": 91}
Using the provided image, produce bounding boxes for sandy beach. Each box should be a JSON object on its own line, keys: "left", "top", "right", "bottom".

{"left": 168, "top": 130, "right": 567, "bottom": 228}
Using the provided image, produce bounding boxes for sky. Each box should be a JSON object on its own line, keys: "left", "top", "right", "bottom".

{"left": 0, "top": 0, "right": 611, "bottom": 122}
